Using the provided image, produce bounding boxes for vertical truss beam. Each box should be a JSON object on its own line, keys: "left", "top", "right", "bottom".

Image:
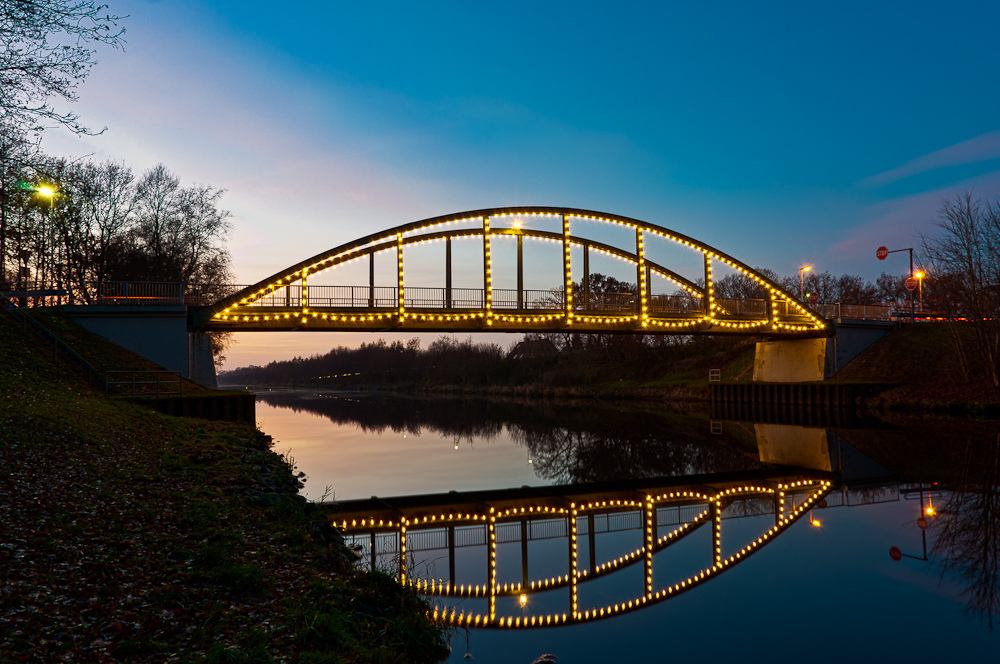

{"left": 703, "top": 254, "right": 714, "bottom": 317}
{"left": 517, "top": 233, "right": 524, "bottom": 309}
{"left": 396, "top": 233, "right": 404, "bottom": 319}
{"left": 446, "top": 236, "right": 453, "bottom": 309}
{"left": 301, "top": 270, "right": 308, "bottom": 316}
{"left": 570, "top": 504, "right": 579, "bottom": 619}
{"left": 562, "top": 215, "right": 573, "bottom": 323}
{"left": 368, "top": 252, "right": 375, "bottom": 308}
{"left": 636, "top": 228, "right": 648, "bottom": 326}
{"left": 644, "top": 495, "right": 654, "bottom": 599}
{"left": 483, "top": 216, "right": 492, "bottom": 323}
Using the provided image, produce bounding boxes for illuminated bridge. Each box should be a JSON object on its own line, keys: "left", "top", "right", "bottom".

{"left": 328, "top": 469, "right": 833, "bottom": 629}
{"left": 193, "top": 207, "right": 827, "bottom": 337}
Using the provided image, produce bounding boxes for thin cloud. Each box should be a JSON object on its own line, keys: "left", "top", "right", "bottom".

{"left": 863, "top": 131, "right": 1000, "bottom": 187}
{"left": 833, "top": 168, "right": 1000, "bottom": 261}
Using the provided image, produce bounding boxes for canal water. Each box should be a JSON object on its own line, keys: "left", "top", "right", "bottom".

{"left": 253, "top": 390, "right": 1000, "bottom": 662}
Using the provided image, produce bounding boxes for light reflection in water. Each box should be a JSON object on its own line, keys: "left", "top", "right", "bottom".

{"left": 256, "top": 399, "right": 542, "bottom": 500}
{"left": 255, "top": 391, "right": 1000, "bottom": 660}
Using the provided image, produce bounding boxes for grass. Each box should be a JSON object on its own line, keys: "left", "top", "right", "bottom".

{"left": 834, "top": 322, "right": 1000, "bottom": 413}
{"left": 0, "top": 308, "right": 450, "bottom": 663}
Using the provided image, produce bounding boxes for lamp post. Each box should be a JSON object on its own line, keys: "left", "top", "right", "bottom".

{"left": 915, "top": 271, "right": 924, "bottom": 311}
{"left": 35, "top": 184, "right": 55, "bottom": 298}
{"left": 799, "top": 266, "right": 811, "bottom": 301}
{"left": 876, "top": 246, "right": 914, "bottom": 321}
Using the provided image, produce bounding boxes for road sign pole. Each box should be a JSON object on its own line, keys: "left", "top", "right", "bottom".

{"left": 877, "top": 245, "right": 916, "bottom": 321}
{"left": 909, "top": 248, "right": 914, "bottom": 322}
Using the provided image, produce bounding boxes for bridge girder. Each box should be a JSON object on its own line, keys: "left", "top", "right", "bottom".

{"left": 195, "top": 207, "right": 827, "bottom": 337}
{"left": 330, "top": 473, "right": 833, "bottom": 628}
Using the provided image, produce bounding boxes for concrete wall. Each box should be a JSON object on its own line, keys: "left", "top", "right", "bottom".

{"left": 753, "top": 338, "right": 829, "bottom": 382}
{"left": 753, "top": 321, "right": 895, "bottom": 382}
{"left": 829, "top": 322, "right": 893, "bottom": 373}
{"left": 754, "top": 423, "right": 832, "bottom": 471}
{"left": 188, "top": 333, "right": 218, "bottom": 389}
{"left": 63, "top": 305, "right": 218, "bottom": 388}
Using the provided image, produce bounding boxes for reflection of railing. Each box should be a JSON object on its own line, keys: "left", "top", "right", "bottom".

{"left": 332, "top": 472, "right": 832, "bottom": 629}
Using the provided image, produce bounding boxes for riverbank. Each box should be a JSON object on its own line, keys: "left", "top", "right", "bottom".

{"left": 224, "top": 323, "right": 1000, "bottom": 415}
{"left": 0, "top": 311, "right": 449, "bottom": 663}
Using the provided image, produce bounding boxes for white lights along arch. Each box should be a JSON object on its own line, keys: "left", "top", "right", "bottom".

{"left": 198, "top": 207, "right": 826, "bottom": 334}
{"left": 335, "top": 477, "right": 832, "bottom": 629}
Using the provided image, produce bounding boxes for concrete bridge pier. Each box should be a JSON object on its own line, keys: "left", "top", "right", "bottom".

{"left": 753, "top": 319, "right": 896, "bottom": 382}
{"left": 63, "top": 305, "right": 218, "bottom": 389}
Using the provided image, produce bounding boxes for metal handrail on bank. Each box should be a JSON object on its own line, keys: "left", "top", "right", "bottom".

{"left": 0, "top": 296, "right": 104, "bottom": 390}
{"left": 105, "top": 371, "right": 183, "bottom": 399}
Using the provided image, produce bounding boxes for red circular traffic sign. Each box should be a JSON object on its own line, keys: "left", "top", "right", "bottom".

{"left": 809, "top": 292, "right": 819, "bottom": 303}
{"left": 877, "top": 246, "right": 889, "bottom": 260}
{"left": 905, "top": 277, "right": 918, "bottom": 291}
{"left": 889, "top": 546, "right": 903, "bottom": 561}
{"left": 917, "top": 516, "right": 928, "bottom": 530}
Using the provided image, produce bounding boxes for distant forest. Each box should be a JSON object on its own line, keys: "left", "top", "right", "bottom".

{"left": 218, "top": 332, "right": 753, "bottom": 389}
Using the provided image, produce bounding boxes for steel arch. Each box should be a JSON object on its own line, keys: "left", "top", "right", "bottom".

{"left": 195, "top": 207, "right": 826, "bottom": 336}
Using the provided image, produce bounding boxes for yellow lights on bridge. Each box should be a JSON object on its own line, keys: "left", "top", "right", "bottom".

{"left": 335, "top": 478, "right": 832, "bottom": 630}
{"left": 206, "top": 207, "right": 826, "bottom": 335}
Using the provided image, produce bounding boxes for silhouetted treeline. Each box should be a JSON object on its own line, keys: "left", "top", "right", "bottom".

{"left": 221, "top": 333, "right": 754, "bottom": 389}
{"left": 224, "top": 336, "right": 511, "bottom": 387}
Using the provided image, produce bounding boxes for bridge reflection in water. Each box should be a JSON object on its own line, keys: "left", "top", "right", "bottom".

{"left": 329, "top": 470, "right": 832, "bottom": 629}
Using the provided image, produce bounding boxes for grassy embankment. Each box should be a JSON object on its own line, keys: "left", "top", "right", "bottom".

{"left": 0, "top": 309, "right": 449, "bottom": 663}
{"left": 833, "top": 322, "right": 1000, "bottom": 414}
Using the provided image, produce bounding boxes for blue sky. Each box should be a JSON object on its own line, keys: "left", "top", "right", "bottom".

{"left": 44, "top": 0, "right": 1000, "bottom": 367}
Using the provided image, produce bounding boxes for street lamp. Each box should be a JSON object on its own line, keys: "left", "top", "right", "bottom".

{"left": 799, "top": 266, "right": 811, "bottom": 301}
{"left": 914, "top": 271, "right": 925, "bottom": 311}
{"left": 34, "top": 184, "right": 56, "bottom": 295}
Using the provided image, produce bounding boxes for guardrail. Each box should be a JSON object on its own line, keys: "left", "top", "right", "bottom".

{"left": 1, "top": 280, "right": 923, "bottom": 322}
{"left": 0, "top": 297, "right": 104, "bottom": 390}
{"left": 105, "top": 370, "right": 183, "bottom": 398}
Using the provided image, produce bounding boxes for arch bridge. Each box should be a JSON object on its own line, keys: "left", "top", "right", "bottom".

{"left": 330, "top": 470, "right": 833, "bottom": 629}
{"left": 194, "top": 207, "right": 827, "bottom": 337}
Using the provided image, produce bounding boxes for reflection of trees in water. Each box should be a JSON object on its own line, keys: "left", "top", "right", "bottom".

{"left": 934, "top": 433, "right": 1000, "bottom": 629}
{"left": 257, "top": 392, "right": 505, "bottom": 444}
{"left": 516, "top": 428, "right": 761, "bottom": 483}
{"left": 258, "top": 392, "right": 762, "bottom": 484}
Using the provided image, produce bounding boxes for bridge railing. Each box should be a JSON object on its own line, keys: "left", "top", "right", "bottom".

{"left": 714, "top": 297, "right": 767, "bottom": 317}
{"left": 810, "top": 303, "right": 895, "bottom": 321}
{"left": 18, "top": 280, "right": 902, "bottom": 322}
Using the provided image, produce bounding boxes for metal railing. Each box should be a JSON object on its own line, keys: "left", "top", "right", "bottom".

{"left": 0, "top": 298, "right": 104, "bottom": 390}
{"left": 1, "top": 280, "right": 916, "bottom": 323}
{"left": 105, "top": 370, "right": 182, "bottom": 398}
{"left": 94, "top": 282, "right": 233, "bottom": 306}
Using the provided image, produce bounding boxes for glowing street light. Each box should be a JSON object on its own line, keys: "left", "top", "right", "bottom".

{"left": 34, "top": 184, "right": 57, "bottom": 291}
{"left": 914, "top": 271, "right": 925, "bottom": 311}
{"left": 799, "top": 266, "right": 811, "bottom": 301}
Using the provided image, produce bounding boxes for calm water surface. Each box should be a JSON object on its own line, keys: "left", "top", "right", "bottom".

{"left": 253, "top": 390, "right": 1000, "bottom": 662}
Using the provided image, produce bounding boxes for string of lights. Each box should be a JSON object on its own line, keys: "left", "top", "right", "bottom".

{"left": 205, "top": 207, "right": 827, "bottom": 335}
{"left": 336, "top": 478, "right": 832, "bottom": 629}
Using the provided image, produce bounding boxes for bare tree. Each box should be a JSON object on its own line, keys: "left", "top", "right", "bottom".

{"left": 1, "top": 0, "right": 125, "bottom": 136}
{"left": 876, "top": 271, "right": 907, "bottom": 305}
{"left": 921, "top": 191, "right": 1000, "bottom": 385}
{"left": 837, "top": 273, "right": 878, "bottom": 304}
{"left": 933, "top": 433, "right": 1000, "bottom": 629}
